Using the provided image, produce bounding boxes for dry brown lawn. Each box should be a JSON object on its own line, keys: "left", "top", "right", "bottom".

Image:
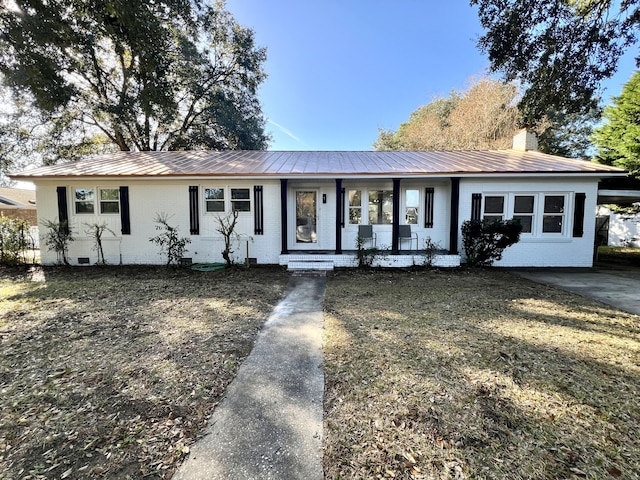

{"left": 0, "top": 265, "right": 288, "bottom": 479}
{"left": 323, "top": 268, "right": 640, "bottom": 479}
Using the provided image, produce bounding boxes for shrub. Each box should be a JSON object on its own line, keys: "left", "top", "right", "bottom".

{"left": 0, "top": 215, "right": 33, "bottom": 265}
{"left": 149, "top": 213, "right": 191, "bottom": 266}
{"left": 42, "top": 218, "right": 74, "bottom": 265}
{"left": 215, "top": 210, "right": 240, "bottom": 267}
{"left": 355, "top": 236, "right": 387, "bottom": 268}
{"left": 462, "top": 219, "right": 522, "bottom": 266}
{"left": 422, "top": 236, "right": 443, "bottom": 268}
{"left": 84, "top": 222, "right": 116, "bottom": 264}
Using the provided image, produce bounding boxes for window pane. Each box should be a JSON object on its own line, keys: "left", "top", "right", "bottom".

{"left": 206, "top": 201, "right": 225, "bottom": 212}
{"left": 231, "top": 188, "right": 250, "bottom": 200}
{"left": 76, "top": 202, "right": 94, "bottom": 214}
{"left": 100, "top": 188, "right": 119, "bottom": 201}
{"left": 100, "top": 201, "right": 120, "bottom": 214}
{"left": 543, "top": 215, "right": 563, "bottom": 233}
{"left": 483, "top": 214, "right": 503, "bottom": 222}
{"left": 406, "top": 189, "right": 419, "bottom": 208}
{"left": 544, "top": 196, "right": 564, "bottom": 213}
{"left": 75, "top": 188, "right": 94, "bottom": 201}
{"left": 514, "top": 195, "right": 534, "bottom": 213}
{"left": 232, "top": 201, "right": 251, "bottom": 212}
{"left": 484, "top": 196, "right": 504, "bottom": 214}
{"left": 349, "top": 190, "right": 361, "bottom": 207}
{"left": 205, "top": 188, "right": 224, "bottom": 200}
{"left": 405, "top": 207, "right": 418, "bottom": 224}
{"left": 513, "top": 215, "right": 532, "bottom": 233}
{"left": 368, "top": 190, "right": 393, "bottom": 224}
{"left": 349, "top": 207, "right": 361, "bottom": 224}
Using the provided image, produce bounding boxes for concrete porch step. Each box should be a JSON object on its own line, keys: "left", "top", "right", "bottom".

{"left": 287, "top": 260, "right": 334, "bottom": 271}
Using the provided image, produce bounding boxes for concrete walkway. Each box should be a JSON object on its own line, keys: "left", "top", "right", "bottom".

{"left": 172, "top": 274, "right": 326, "bottom": 480}
{"left": 513, "top": 267, "right": 640, "bottom": 316}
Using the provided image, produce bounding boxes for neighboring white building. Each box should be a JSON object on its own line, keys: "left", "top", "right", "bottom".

{"left": 10, "top": 134, "right": 627, "bottom": 268}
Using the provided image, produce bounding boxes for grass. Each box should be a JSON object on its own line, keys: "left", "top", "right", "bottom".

{"left": 0, "top": 265, "right": 288, "bottom": 479}
{"left": 323, "top": 268, "right": 640, "bottom": 479}
{"left": 597, "top": 246, "right": 640, "bottom": 268}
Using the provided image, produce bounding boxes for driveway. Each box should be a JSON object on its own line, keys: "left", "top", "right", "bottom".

{"left": 513, "top": 267, "right": 640, "bottom": 316}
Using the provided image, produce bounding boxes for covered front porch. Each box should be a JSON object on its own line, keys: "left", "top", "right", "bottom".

{"left": 279, "top": 177, "right": 462, "bottom": 259}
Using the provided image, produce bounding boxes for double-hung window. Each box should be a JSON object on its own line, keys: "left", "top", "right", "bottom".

{"left": 513, "top": 195, "right": 535, "bottom": 233}
{"left": 231, "top": 188, "right": 251, "bottom": 212}
{"left": 481, "top": 192, "right": 568, "bottom": 236}
{"left": 75, "top": 188, "right": 95, "bottom": 214}
{"left": 368, "top": 190, "right": 393, "bottom": 224}
{"left": 74, "top": 187, "right": 120, "bottom": 214}
{"left": 542, "top": 195, "right": 565, "bottom": 233}
{"left": 405, "top": 189, "right": 419, "bottom": 225}
{"left": 204, "top": 187, "right": 252, "bottom": 213}
{"left": 99, "top": 188, "right": 120, "bottom": 214}
{"left": 348, "top": 190, "right": 362, "bottom": 224}
{"left": 483, "top": 196, "right": 505, "bottom": 222}
{"left": 205, "top": 188, "right": 225, "bottom": 212}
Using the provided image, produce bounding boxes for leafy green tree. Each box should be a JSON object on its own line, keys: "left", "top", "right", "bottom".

{"left": 592, "top": 71, "right": 640, "bottom": 175}
{"left": 0, "top": 0, "right": 268, "bottom": 174}
{"left": 537, "top": 106, "right": 602, "bottom": 158}
{"left": 472, "top": 0, "right": 639, "bottom": 125}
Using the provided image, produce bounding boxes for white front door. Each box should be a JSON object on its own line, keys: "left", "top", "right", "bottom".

{"left": 295, "top": 190, "right": 318, "bottom": 245}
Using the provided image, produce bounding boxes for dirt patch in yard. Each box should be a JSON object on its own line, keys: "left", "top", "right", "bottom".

{"left": 323, "top": 268, "right": 640, "bottom": 479}
{"left": 0, "top": 265, "right": 288, "bottom": 479}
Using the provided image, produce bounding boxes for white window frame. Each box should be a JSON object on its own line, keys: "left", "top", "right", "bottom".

{"left": 404, "top": 188, "right": 420, "bottom": 225}
{"left": 203, "top": 187, "right": 252, "bottom": 214}
{"left": 73, "top": 187, "right": 120, "bottom": 215}
{"left": 482, "top": 192, "right": 570, "bottom": 238}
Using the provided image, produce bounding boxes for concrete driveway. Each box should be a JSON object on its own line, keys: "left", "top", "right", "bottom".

{"left": 513, "top": 267, "right": 640, "bottom": 316}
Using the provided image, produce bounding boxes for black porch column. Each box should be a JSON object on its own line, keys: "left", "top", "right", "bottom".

{"left": 392, "top": 178, "right": 401, "bottom": 253}
{"left": 335, "top": 179, "right": 343, "bottom": 254}
{"left": 449, "top": 177, "right": 460, "bottom": 254}
{"left": 280, "top": 179, "right": 288, "bottom": 254}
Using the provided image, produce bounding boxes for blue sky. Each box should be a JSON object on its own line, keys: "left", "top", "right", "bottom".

{"left": 226, "top": 0, "right": 638, "bottom": 151}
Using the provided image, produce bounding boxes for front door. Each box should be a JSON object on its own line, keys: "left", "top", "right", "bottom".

{"left": 295, "top": 190, "right": 318, "bottom": 245}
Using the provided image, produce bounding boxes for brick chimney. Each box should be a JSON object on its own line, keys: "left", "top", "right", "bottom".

{"left": 512, "top": 128, "right": 538, "bottom": 151}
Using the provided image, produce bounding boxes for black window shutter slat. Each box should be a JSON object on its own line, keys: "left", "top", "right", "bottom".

{"left": 573, "top": 193, "right": 586, "bottom": 238}
{"left": 471, "top": 193, "right": 482, "bottom": 221}
{"left": 189, "top": 186, "right": 199, "bottom": 235}
{"left": 119, "top": 186, "right": 131, "bottom": 235}
{"left": 425, "top": 187, "right": 434, "bottom": 228}
{"left": 56, "top": 186, "right": 69, "bottom": 233}
{"left": 254, "top": 185, "right": 264, "bottom": 235}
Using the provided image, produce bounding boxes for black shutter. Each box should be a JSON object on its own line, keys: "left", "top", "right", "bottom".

{"left": 56, "top": 186, "right": 69, "bottom": 234}
{"left": 119, "top": 186, "right": 131, "bottom": 235}
{"left": 254, "top": 185, "right": 264, "bottom": 235}
{"left": 573, "top": 193, "right": 586, "bottom": 238}
{"left": 471, "top": 193, "right": 482, "bottom": 221}
{"left": 189, "top": 186, "right": 199, "bottom": 235}
{"left": 425, "top": 187, "right": 434, "bottom": 228}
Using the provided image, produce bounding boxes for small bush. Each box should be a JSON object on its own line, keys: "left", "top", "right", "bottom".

{"left": 149, "top": 213, "right": 191, "bottom": 266}
{"left": 0, "top": 215, "right": 33, "bottom": 265}
{"left": 84, "top": 222, "right": 116, "bottom": 264}
{"left": 42, "top": 218, "right": 75, "bottom": 265}
{"left": 422, "top": 236, "right": 443, "bottom": 268}
{"left": 462, "top": 219, "right": 522, "bottom": 266}
{"left": 355, "top": 236, "right": 387, "bottom": 268}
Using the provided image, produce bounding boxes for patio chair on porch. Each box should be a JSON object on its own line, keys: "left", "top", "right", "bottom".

{"left": 398, "top": 224, "right": 418, "bottom": 250}
{"left": 358, "top": 224, "right": 376, "bottom": 247}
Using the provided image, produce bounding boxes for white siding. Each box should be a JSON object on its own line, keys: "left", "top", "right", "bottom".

{"left": 458, "top": 178, "right": 599, "bottom": 267}
{"left": 36, "top": 179, "right": 282, "bottom": 265}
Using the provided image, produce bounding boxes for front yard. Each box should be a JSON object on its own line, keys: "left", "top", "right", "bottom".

{"left": 2, "top": 264, "right": 639, "bottom": 479}
{"left": 323, "top": 269, "right": 640, "bottom": 479}
{"left": 0, "top": 266, "right": 289, "bottom": 479}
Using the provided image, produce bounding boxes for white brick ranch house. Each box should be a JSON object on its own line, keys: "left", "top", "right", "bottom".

{"left": 10, "top": 132, "right": 627, "bottom": 268}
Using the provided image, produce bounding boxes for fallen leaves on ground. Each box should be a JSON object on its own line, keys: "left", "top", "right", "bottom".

{"left": 323, "top": 268, "right": 640, "bottom": 479}
{"left": 0, "top": 265, "right": 288, "bottom": 479}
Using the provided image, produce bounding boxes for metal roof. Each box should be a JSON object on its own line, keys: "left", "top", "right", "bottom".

{"left": 10, "top": 150, "right": 627, "bottom": 179}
